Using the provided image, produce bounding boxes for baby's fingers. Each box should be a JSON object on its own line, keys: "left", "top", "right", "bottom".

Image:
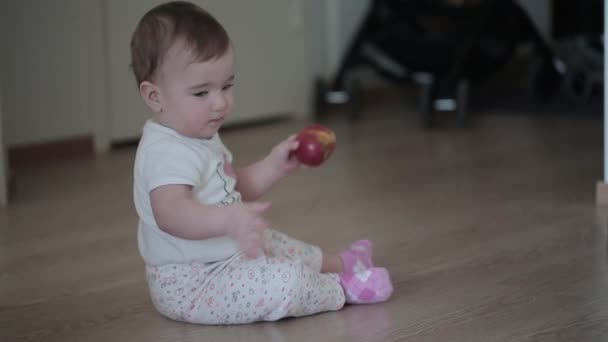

{"left": 249, "top": 215, "right": 270, "bottom": 233}
{"left": 243, "top": 233, "right": 265, "bottom": 258}
{"left": 288, "top": 140, "right": 300, "bottom": 153}
{"left": 247, "top": 201, "right": 271, "bottom": 214}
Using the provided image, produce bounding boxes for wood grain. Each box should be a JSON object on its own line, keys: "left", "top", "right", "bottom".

{"left": 1, "top": 99, "right": 605, "bottom": 341}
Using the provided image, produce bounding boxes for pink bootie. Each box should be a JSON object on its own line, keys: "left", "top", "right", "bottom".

{"left": 339, "top": 267, "right": 393, "bottom": 304}
{"left": 339, "top": 240, "right": 374, "bottom": 274}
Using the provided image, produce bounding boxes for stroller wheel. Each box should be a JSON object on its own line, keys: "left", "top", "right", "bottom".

{"left": 563, "top": 65, "right": 593, "bottom": 107}
{"left": 531, "top": 59, "right": 562, "bottom": 101}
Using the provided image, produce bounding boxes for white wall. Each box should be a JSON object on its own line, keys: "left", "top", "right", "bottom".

{"left": 305, "top": 0, "right": 328, "bottom": 79}
{"left": 0, "top": 0, "right": 92, "bottom": 147}
{"left": 79, "top": 0, "right": 112, "bottom": 153}
{"left": 334, "top": 0, "right": 369, "bottom": 75}
{"left": 0, "top": 0, "right": 314, "bottom": 147}
{"left": 207, "top": 0, "right": 311, "bottom": 123}
{"left": 315, "top": 0, "right": 368, "bottom": 81}
{"left": 104, "top": 0, "right": 163, "bottom": 142}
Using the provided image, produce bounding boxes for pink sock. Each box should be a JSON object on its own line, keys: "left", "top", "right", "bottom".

{"left": 339, "top": 267, "right": 393, "bottom": 304}
{"left": 339, "top": 240, "right": 374, "bottom": 274}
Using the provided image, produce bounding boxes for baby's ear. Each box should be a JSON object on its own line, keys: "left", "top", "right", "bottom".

{"left": 139, "top": 81, "right": 162, "bottom": 113}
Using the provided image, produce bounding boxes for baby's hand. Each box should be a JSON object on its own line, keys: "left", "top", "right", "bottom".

{"left": 267, "top": 135, "right": 301, "bottom": 176}
{"left": 226, "top": 202, "right": 271, "bottom": 258}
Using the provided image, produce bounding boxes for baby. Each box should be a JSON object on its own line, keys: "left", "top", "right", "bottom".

{"left": 130, "top": 1, "right": 393, "bottom": 325}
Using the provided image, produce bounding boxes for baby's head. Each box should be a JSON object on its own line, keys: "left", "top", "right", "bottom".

{"left": 130, "top": 1, "right": 235, "bottom": 139}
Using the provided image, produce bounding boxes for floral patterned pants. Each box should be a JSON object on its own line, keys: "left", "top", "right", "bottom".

{"left": 145, "top": 229, "right": 346, "bottom": 324}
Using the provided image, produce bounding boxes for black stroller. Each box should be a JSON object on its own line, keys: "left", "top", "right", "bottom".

{"left": 315, "top": 0, "right": 566, "bottom": 127}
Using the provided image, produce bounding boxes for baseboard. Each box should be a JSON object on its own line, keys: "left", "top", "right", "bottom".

{"left": 8, "top": 135, "right": 95, "bottom": 164}
{"left": 596, "top": 181, "right": 608, "bottom": 206}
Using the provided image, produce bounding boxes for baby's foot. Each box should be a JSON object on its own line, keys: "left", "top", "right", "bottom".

{"left": 340, "top": 240, "right": 374, "bottom": 274}
{"left": 339, "top": 267, "right": 393, "bottom": 304}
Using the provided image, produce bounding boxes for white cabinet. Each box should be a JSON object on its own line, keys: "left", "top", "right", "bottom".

{"left": 105, "top": 0, "right": 311, "bottom": 142}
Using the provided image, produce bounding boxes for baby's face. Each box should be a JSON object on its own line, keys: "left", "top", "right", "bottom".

{"left": 155, "top": 42, "right": 235, "bottom": 139}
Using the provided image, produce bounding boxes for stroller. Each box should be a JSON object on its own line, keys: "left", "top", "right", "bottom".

{"left": 315, "top": 0, "right": 567, "bottom": 127}
{"left": 552, "top": 0, "right": 604, "bottom": 107}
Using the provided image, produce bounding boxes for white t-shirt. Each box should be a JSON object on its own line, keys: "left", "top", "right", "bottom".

{"left": 133, "top": 120, "right": 241, "bottom": 266}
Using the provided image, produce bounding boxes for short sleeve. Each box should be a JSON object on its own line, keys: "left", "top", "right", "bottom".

{"left": 215, "top": 134, "right": 233, "bottom": 163}
{"left": 141, "top": 140, "right": 208, "bottom": 192}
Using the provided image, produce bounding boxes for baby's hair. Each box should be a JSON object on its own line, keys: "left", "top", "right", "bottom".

{"left": 130, "top": 1, "right": 230, "bottom": 85}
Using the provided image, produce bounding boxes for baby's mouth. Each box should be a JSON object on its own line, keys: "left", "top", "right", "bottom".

{"left": 210, "top": 116, "right": 224, "bottom": 123}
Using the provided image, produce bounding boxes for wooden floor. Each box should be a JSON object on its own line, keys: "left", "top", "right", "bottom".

{"left": 1, "top": 96, "right": 606, "bottom": 341}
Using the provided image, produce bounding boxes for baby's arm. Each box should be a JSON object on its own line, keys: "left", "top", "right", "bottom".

{"left": 150, "top": 184, "right": 270, "bottom": 257}
{"left": 236, "top": 135, "right": 300, "bottom": 201}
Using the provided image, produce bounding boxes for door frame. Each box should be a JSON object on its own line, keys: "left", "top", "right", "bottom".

{"left": 83, "top": 0, "right": 111, "bottom": 153}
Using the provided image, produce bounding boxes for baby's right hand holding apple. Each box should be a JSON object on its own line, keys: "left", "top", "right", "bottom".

{"left": 225, "top": 202, "right": 271, "bottom": 258}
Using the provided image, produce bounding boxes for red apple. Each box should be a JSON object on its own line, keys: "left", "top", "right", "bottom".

{"left": 295, "top": 124, "right": 336, "bottom": 167}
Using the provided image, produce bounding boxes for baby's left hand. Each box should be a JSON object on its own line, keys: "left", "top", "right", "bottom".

{"left": 267, "top": 135, "right": 301, "bottom": 176}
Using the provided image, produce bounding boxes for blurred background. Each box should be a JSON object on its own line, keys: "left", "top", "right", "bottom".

{"left": 0, "top": 0, "right": 603, "bottom": 206}
{"left": 0, "top": 2, "right": 606, "bottom": 340}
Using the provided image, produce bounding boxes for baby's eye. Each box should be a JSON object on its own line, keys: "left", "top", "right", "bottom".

{"left": 193, "top": 90, "right": 208, "bottom": 97}
{"left": 222, "top": 84, "right": 234, "bottom": 91}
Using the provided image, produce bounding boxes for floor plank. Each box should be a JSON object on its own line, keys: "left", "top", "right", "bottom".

{"left": 1, "top": 98, "right": 606, "bottom": 341}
